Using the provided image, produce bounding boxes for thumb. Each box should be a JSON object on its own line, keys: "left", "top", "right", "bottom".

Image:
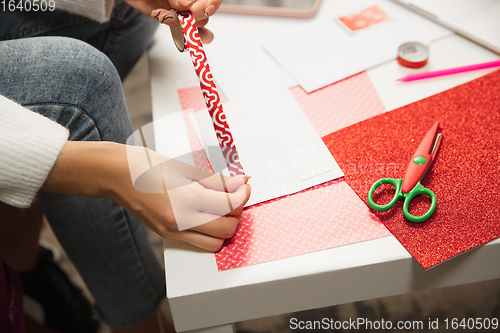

{"left": 196, "top": 174, "right": 251, "bottom": 193}
{"left": 227, "top": 183, "right": 252, "bottom": 216}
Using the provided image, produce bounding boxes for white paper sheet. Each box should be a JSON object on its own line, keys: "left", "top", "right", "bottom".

{"left": 263, "top": 0, "right": 451, "bottom": 92}
{"left": 188, "top": 100, "right": 343, "bottom": 207}
{"left": 150, "top": 7, "right": 347, "bottom": 207}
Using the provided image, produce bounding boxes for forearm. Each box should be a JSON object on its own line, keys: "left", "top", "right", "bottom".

{"left": 40, "top": 139, "right": 251, "bottom": 252}
{"left": 41, "top": 141, "right": 128, "bottom": 200}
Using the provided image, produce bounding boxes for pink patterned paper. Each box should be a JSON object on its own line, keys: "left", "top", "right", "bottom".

{"left": 216, "top": 179, "right": 389, "bottom": 270}
{"left": 178, "top": 72, "right": 391, "bottom": 271}
{"left": 290, "top": 72, "right": 387, "bottom": 137}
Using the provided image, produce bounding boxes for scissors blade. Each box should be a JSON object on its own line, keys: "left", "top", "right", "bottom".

{"left": 430, "top": 132, "right": 442, "bottom": 161}
{"left": 401, "top": 122, "right": 441, "bottom": 193}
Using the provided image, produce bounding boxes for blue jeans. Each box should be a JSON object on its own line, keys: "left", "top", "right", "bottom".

{"left": 0, "top": 0, "right": 158, "bottom": 80}
{"left": 0, "top": 3, "right": 165, "bottom": 328}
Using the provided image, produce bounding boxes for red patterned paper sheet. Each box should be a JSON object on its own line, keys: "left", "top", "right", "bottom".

{"left": 290, "top": 72, "right": 387, "bottom": 136}
{"left": 178, "top": 72, "right": 391, "bottom": 271}
{"left": 215, "top": 179, "right": 389, "bottom": 270}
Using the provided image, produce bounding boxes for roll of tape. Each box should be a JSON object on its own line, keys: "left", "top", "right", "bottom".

{"left": 397, "top": 42, "right": 429, "bottom": 69}
{"left": 175, "top": 11, "right": 244, "bottom": 176}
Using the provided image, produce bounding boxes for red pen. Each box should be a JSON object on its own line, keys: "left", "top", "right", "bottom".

{"left": 398, "top": 59, "right": 500, "bottom": 82}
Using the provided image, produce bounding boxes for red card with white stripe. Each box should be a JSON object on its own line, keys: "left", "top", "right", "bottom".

{"left": 338, "top": 5, "right": 391, "bottom": 33}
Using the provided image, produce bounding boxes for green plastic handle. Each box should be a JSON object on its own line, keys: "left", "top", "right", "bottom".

{"left": 367, "top": 178, "right": 403, "bottom": 211}
{"left": 368, "top": 179, "right": 437, "bottom": 223}
{"left": 402, "top": 182, "right": 437, "bottom": 223}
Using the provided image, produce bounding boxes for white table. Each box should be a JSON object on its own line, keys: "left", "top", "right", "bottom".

{"left": 147, "top": 9, "right": 500, "bottom": 333}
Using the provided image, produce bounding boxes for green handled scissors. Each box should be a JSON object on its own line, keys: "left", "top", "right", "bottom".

{"left": 367, "top": 122, "right": 442, "bottom": 223}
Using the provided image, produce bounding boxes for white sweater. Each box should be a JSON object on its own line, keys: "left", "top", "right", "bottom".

{"left": 53, "top": 0, "right": 115, "bottom": 23}
{"left": 0, "top": 96, "right": 69, "bottom": 208}
{"left": 0, "top": 0, "right": 115, "bottom": 208}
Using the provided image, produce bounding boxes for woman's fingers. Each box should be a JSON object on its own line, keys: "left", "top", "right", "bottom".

{"left": 192, "top": 173, "right": 250, "bottom": 193}
{"left": 226, "top": 183, "right": 251, "bottom": 215}
{"left": 151, "top": 8, "right": 177, "bottom": 24}
{"left": 175, "top": 0, "right": 196, "bottom": 10}
{"left": 171, "top": 209, "right": 246, "bottom": 251}
{"left": 198, "top": 27, "right": 215, "bottom": 44}
{"left": 171, "top": 182, "right": 249, "bottom": 225}
{"left": 195, "top": 183, "right": 250, "bottom": 215}
{"left": 150, "top": 1, "right": 219, "bottom": 45}
{"left": 177, "top": 185, "right": 251, "bottom": 247}
{"left": 188, "top": 214, "right": 240, "bottom": 238}
{"left": 171, "top": 229, "right": 225, "bottom": 252}
{"left": 196, "top": 17, "right": 209, "bottom": 28}
{"left": 177, "top": 0, "right": 222, "bottom": 19}
{"left": 200, "top": 0, "right": 223, "bottom": 17}
{"left": 151, "top": 0, "right": 222, "bottom": 25}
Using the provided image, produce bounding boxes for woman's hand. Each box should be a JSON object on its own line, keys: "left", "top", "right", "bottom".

{"left": 43, "top": 141, "right": 251, "bottom": 252}
{"left": 116, "top": 144, "right": 251, "bottom": 251}
{"left": 123, "top": 0, "right": 223, "bottom": 43}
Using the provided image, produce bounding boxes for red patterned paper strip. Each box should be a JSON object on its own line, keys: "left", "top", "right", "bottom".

{"left": 176, "top": 11, "right": 244, "bottom": 176}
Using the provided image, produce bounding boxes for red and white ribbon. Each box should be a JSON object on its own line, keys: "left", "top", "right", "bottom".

{"left": 176, "top": 11, "right": 244, "bottom": 176}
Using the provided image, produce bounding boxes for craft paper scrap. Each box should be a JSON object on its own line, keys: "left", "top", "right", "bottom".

{"left": 338, "top": 5, "right": 391, "bottom": 32}
{"left": 322, "top": 70, "right": 500, "bottom": 269}
{"left": 178, "top": 69, "right": 393, "bottom": 270}
{"left": 187, "top": 101, "right": 344, "bottom": 207}
{"left": 263, "top": 0, "right": 451, "bottom": 92}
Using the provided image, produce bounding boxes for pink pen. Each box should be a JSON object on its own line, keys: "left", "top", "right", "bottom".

{"left": 398, "top": 59, "right": 500, "bottom": 82}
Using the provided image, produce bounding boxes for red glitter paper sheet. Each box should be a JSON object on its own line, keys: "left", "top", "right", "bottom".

{"left": 322, "top": 70, "right": 500, "bottom": 269}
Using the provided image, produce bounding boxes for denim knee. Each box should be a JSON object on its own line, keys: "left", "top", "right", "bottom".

{"left": 0, "top": 36, "right": 133, "bottom": 143}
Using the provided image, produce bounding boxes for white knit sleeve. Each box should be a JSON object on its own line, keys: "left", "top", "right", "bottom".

{"left": 53, "top": 0, "right": 115, "bottom": 23}
{"left": 0, "top": 96, "right": 69, "bottom": 208}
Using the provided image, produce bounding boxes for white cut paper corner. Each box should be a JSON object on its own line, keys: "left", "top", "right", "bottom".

{"left": 286, "top": 145, "right": 333, "bottom": 180}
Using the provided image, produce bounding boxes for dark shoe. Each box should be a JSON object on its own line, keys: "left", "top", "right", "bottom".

{"left": 19, "top": 246, "right": 100, "bottom": 333}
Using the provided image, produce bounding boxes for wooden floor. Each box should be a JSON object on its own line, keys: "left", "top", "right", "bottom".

{"left": 40, "top": 53, "right": 500, "bottom": 333}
